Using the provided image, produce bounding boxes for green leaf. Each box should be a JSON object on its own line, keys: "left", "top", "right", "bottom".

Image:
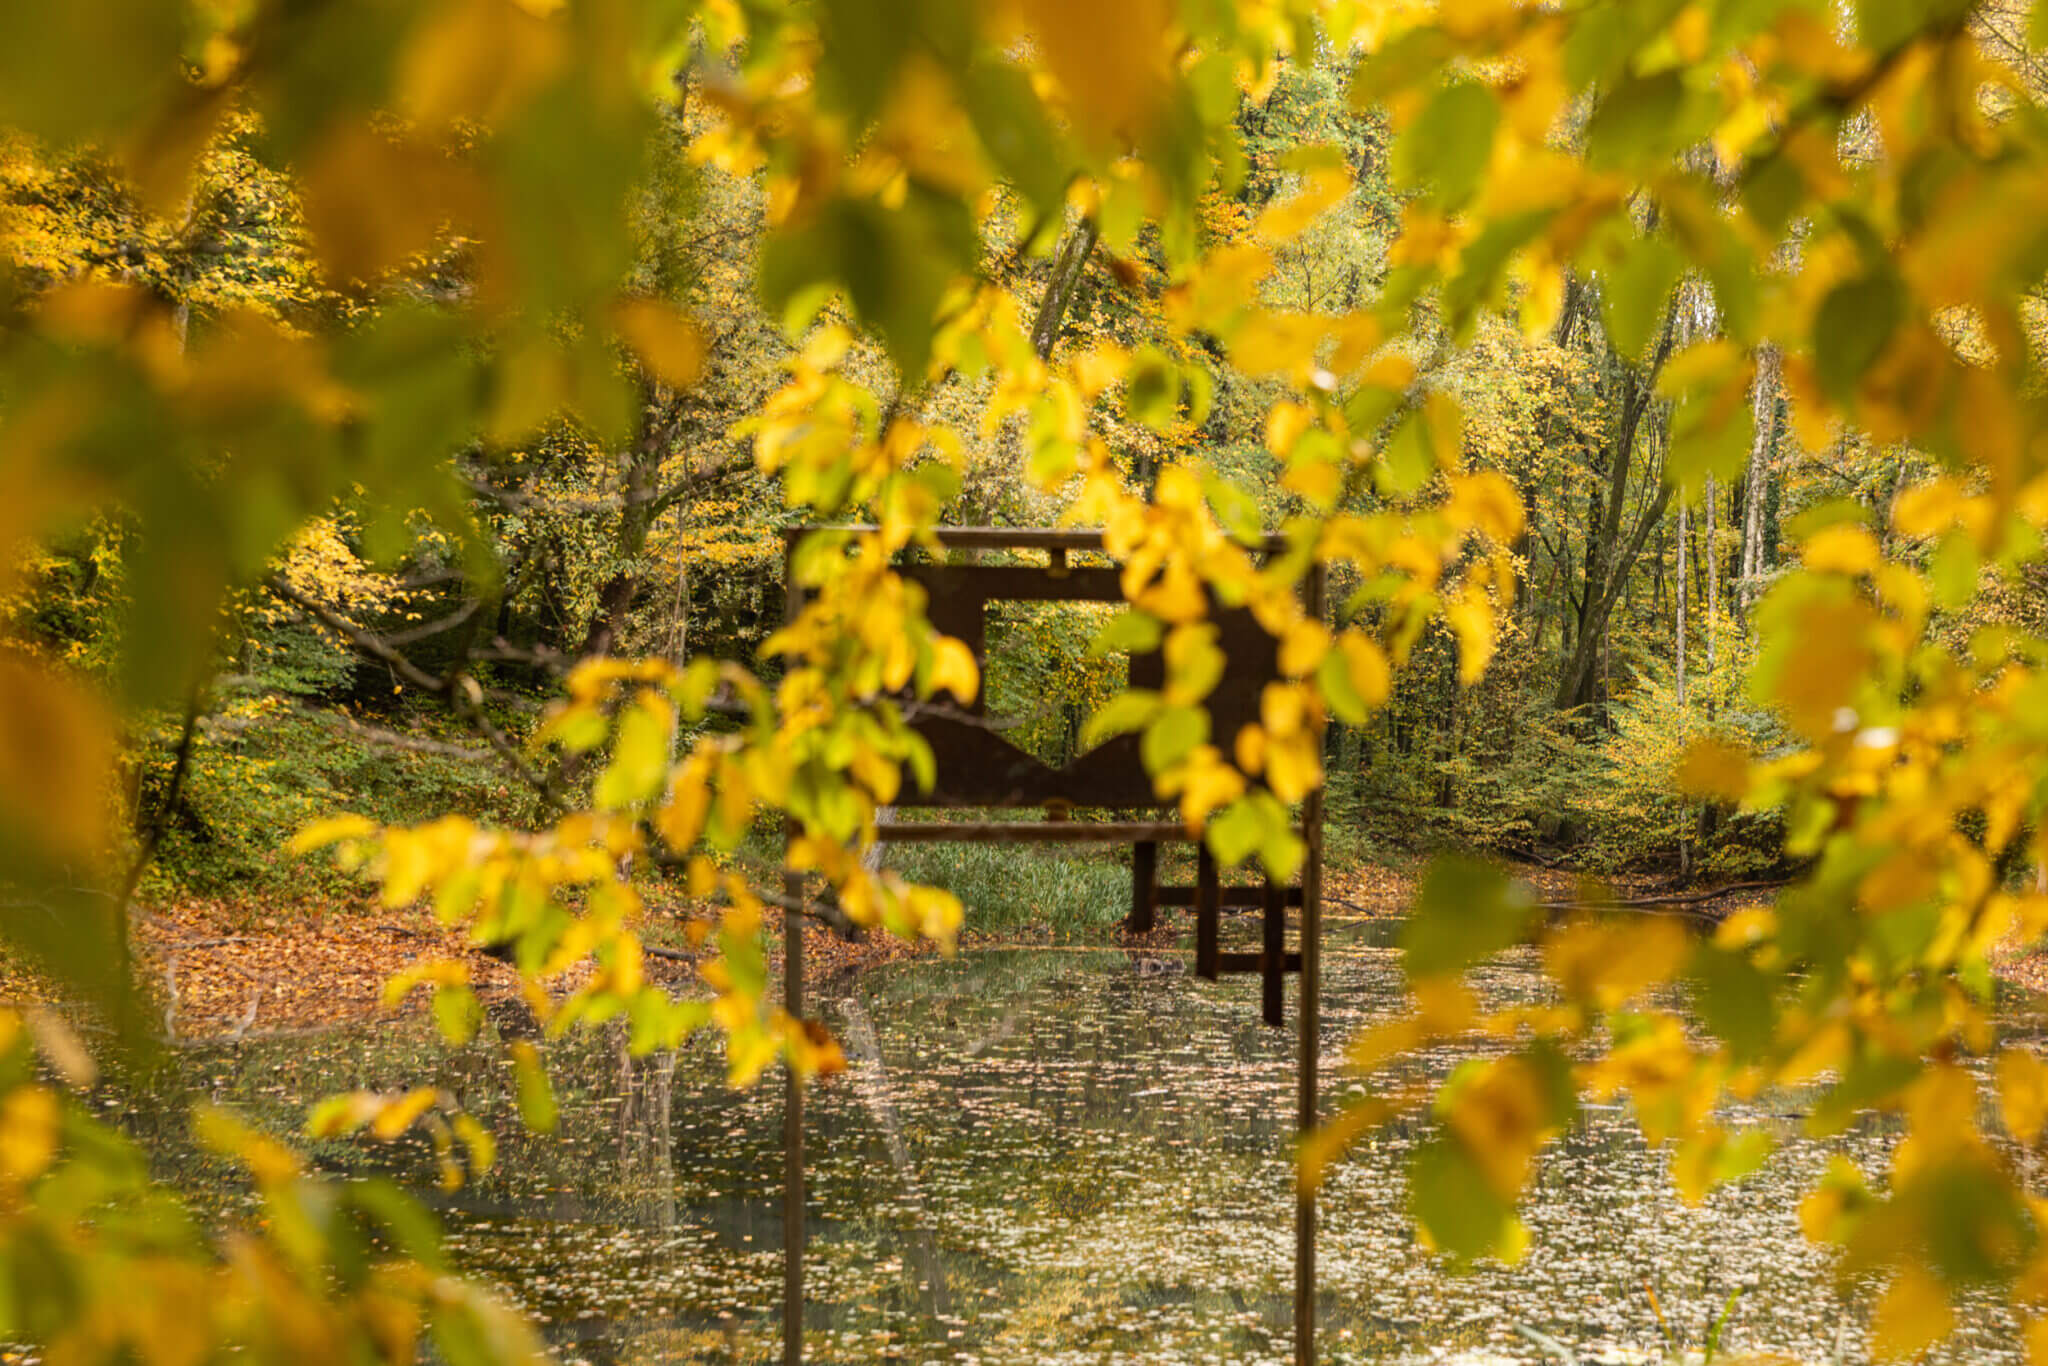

{"left": 1689, "top": 945, "right": 1776, "bottom": 1060}
{"left": 510, "top": 1044, "right": 558, "bottom": 1134}
{"left": 1317, "top": 648, "right": 1368, "bottom": 725}
{"left": 1742, "top": 154, "right": 1805, "bottom": 238}
{"left": 759, "top": 188, "right": 978, "bottom": 378}
{"left": 1141, "top": 704, "right": 1209, "bottom": 773}
{"left": 1563, "top": 1, "right": 1683, "bottom": 87}
{"left": 1350, "top": 27, "right": 1456, "bottom": 110}
{"left": 346, "top": 1177, "right": 449, "bottom": 1271}
{"left": 1601, "top": 237, "right": 1682, "bottom": 360}
{"left": 1411, "top": 1138, "right": 1520, "bottom": 1266}
{"left": 1379, "top": 410, "right": 1436, "bottom": 497}
{"left": 1666, "top": 377, "right": 1756, "bottom": 488}
{"left": 1090, "top": 610, "right": 1164, "bottom": 657}
{"left": 960, "top": 58, "right": 1070, "bottom": 209}
{"left": 1396, "top": 82, "right": 1498, "bottom": 209}
{"left": 1082, "top": 690, "right": 1163, "bottom": 747}
{"left": 594, "top": 693, "right": 674, "bottom": 809}
{"left": 815, "top": 0, "right": 916, "bottom": 126}
{"left": 1813, "top": 272, "right": 1905, "bottom": 401}
{"left": 1400, "top": 856, "right": 1536, "bottom": 980}
{"left": 431, "top": 1279, "right": 547, "bottom": 1366}
{"left": 1585, "top": 71, "right": 1683, "bottom": 171}
{"left": 1927, "top": 531, "right": 1980, "bottom": 609}
{"left": 1207, "top": 796, "right": 1265, "bottom": 869}
{"left": 1443, "top": 210, "right": 1551, "bottom": 336}
{"left": 432, "top": 985, "right": 483, "bottom": 1046}
{"left": 1125, "top": 347, "right": 1181, "bottom": 431}
{"left": 1206, "top": 792, "right": 1299, "bottom": 878}
{"left": 1203, "top": 471, "right": 1264, "bottom": 545}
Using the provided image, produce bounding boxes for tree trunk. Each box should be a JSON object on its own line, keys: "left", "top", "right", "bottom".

{"left": 1737, "top": 344, "right": 1779, "bottom": 622}
{"left": 1031, "top": 217, "right": 1100, "bottom": 361}
{"left": 1676, "top": 498, "right": 1688, "bottom": 710}
{"left": 1551, "top": 305, "right": 1680, "bottom": 715}
{"left": 1704, "top": 473, "right": 1718, "bottom": 717}
{"left": 579, "top": 382, "right": 668, "bottom": 660}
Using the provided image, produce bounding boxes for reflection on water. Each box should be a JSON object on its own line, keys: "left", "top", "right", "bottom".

{"left": 110, "top": 921, "right": 2035, "bottom": 1364}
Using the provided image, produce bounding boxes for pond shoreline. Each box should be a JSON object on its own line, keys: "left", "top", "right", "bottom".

{"left": 1, "top": 857, "right": 1870, "bottom": 1043}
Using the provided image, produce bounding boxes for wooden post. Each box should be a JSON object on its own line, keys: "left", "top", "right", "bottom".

{"left": 782, "top": 538, "right": 805, "bottom": 1366}
{"left": 1262, "top": 876, "right": 1285, "bottom": 1028}
{"left": 1128, "top": 840, "right": 1158, "bottom": 933}
{"left": 1196, "top": 844, "right": 1220, "bottom": 980}
{"left": 1296, "top": 563, "right": 1325, "bottom": 1366}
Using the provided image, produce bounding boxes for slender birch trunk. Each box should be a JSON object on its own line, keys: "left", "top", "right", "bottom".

{"left": 1676, "top": 498, "right": 1688, "bottom": 710}
{"left": 1738, "top": 345, "right": 1780, "bottom": 622}
{"left": 1704, "top": 473, "right": 1718, "bottom": 717}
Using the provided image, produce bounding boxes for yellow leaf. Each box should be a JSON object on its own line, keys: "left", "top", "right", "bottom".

{"left": 1802, "top": 523, "right": 1881, "bottom": 576}
{"left": 0, "top": 653, "right": 117, "bottom": 863}
{"left": 1443, "top": 1057, "right": 1551, "bottom": 1198}
{"left": 1860, "top": 849, "right": 1937, "bottom": 914}
{"left": 2000, "top": 1049, "right": 2048, "bottom": 1147}
{"left": 0, "top": 1085, "right": 60, "bottom": 1187}
{"left": 1280, "top": 453, "right": 1344, "bottom": 506}
{"left": 1872, "top": 1266, "right": 1953, "bottom": 1362}
{"left": 1671, "top": 1126, "right": 1722, "bottom": 1205}
{"left": 1279, "top": 619, "right": 1330, "bottom": 678}
{"left": 1544, "top": 916, "right": 1689, "bottom": 1009}
{"left": 290, "top": 813, "right": 378, "bottom": 855}
{"left": 370, "top": 1087, "right": 442, "bottom": 1140}
{"left": 1340, "top": 633, "right": 1392, "bottom": 709}
{"left": 1445, "top": 587, "right": 1494, "bottom": 685}
{"left": 1009, "top": 0, "right": 1170, "bottom": 142}
{"left": 399, "top": 0, "right": 565, "bottom": 125}
{"left": 1158, "top": 744, "right": 1246, "bottom": 831}
{"left": 614, "top": 298, "right": 706, "bottom": 388}
{"left": 927, "top": 636, "right": 979, "bottom": 703}
{"left": 1266, "top": 401, "right": 1314, "bottom": 457}
{"left": 1298, "top": 1095, "right": 1389, "bottom": 1192}
{"left": 1714, "top": 906, "right": 1776, "bottom": 949}
{"left": 1254, "top": 167, "right": 1352, "bottom": 242}
{"left": 1232, "top": 310, "right": 1327, "bottom": 380}
{"left": 1446, "top": 470, "right": 1524, "bottom": 543}
{"left": 300, "top": 124, "right": 480, "bottom": 284}
{"left": 1675, "top": 736, "right": 1751, "bottom": 801}
{"left": 1233, "top": 722, "right": 1266, "bottom": 775}
{"left": 1265, "top": 731, "right": 1323, "bottom": 805}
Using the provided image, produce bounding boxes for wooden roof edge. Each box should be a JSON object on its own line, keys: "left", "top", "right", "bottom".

{"left": 782, "top": 524, "right": 1292, "bottom": 552}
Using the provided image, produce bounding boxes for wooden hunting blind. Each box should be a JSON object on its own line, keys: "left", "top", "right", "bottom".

{"left": 778, "top": 526, "right": 1327, "bottom": 1365}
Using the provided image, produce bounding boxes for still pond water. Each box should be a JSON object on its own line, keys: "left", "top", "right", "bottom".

{"left": 118, "top": 920, "right": 2042, "bottom": 1364}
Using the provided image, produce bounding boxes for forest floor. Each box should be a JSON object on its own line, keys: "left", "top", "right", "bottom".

{"left": 0, "top": 858, "right": 1883, "bottom": 1041}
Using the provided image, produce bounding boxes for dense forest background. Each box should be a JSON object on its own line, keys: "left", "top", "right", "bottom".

{"left": 5, "top": 26, "right": 2040, "bottom": 923}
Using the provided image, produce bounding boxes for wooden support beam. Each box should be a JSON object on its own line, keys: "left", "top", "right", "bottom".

{"left": 875, "top": 819, "right": 1191, "bottom": 844}
{"left": 1196, "top": 844, "right": 1220, "bottom": 981}
{"left": 1215, "top": 950, "right": 1302, "bottom": 973}
{"left": 1156, "top": 884, "right": 1303, "bottom": 908}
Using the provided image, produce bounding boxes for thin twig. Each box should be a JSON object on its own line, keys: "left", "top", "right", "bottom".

{"left": 264, "top": 577, "right": 567, "bottom": 809}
